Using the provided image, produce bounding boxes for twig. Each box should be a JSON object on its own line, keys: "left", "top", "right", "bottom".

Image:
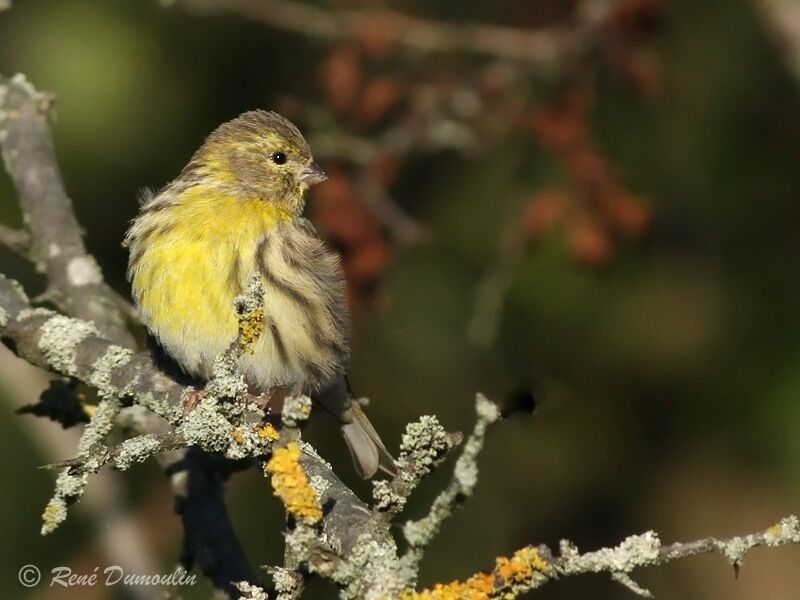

{"left": 170, "top": 0, "right": 579, "bottom": 65}
{"left": 0, "top": 272, "right": 387, "bottom": 587}
{"left": 41, "top": 431, "right": 186, "bottom": 472}
{"left": 0, "top": 71, "right": 261, "bottom": 597}
{"left": 405, "top": 515, "right": 800, "bottom": 598}
{"left": 0, "top": 223, "right": 30, "bottom": 255}
{"left": 354, "top": 172, "right": 430, "bottom": 246}
{"left": 372, "top": 415, "right": 461, "bottom": 515}
{"left": 467, "top": 217, "right": 529, "bottom": 347}
{"left": 402, "top": 394, "right": 500, "bottom": 559}
{"left": 0, "top": 353, "right": 163, "bottom": 600}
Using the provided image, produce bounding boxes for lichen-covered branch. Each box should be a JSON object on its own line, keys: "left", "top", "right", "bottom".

{"left": 0, "top": 73, "right": 134, "bottom": 347}
{"left": 0, "top": 270, "right": 390, "bottom": 593}
{"left": 372, "top": 415, "right": 460, "bottom": 515}
{"left": 0, "top": 274, "right": 185, "bottom": 421}
{"left": 404, "top": 516, "right": 800, "bottom": 599}
{"left": 1, "top": 58, "right": 797, "bottom": 600}
{"left": 0, "top": 69, "right": 263, "bottom": 596}
{"left": 402, "top": 395, "right": 500, "bottom": 555}
{"left": 3, "top": 268, "right": 799, "bottom": 598}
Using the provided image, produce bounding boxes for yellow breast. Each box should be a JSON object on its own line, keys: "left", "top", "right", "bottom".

{"left": 127, "top": 186, "right": 349, "bottom": 391}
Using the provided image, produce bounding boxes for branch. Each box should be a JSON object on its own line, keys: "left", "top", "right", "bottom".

{"left": 169, "top": 0, "right": 594, "bottom": 65}
{"left": 401, "top": 395, "right": 500, "bottom": 566}
{"left": 4, "top": 272, "right": 798, "bottom": 598}
{"left": 755, "top": 0, "right": 800, "bottom": 84}
{"left": 0, "top": 71, "right": 263, "bottom": 596}
{"left": 0, "top": 223, "right": 30, "bottom": 255}
{"left": 404, "top": 516, "right": 800, "bottom": 599}
{"left": 0, "top": 74, "right": 134, "bottom": 347}
{"left": 467, "top": 216, "right": 529, "bottom": 347}
{"left": 0, "top": 361, "right": 164, "bottom": 600}
{"left": 0, "top": 272, "right": 382, "bottom": 590}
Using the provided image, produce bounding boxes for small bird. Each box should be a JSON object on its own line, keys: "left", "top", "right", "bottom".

{"left": 125, "top": 110, "right": 395, "bottom": 478}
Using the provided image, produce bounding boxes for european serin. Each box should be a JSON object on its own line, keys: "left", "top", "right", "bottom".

{"left": 125, "top": 110, "right": 394, "bottom": 478}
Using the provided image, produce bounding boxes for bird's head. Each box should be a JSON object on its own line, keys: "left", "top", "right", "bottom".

{"left": 186, "top": 110, "right": 327, "bottom": 214}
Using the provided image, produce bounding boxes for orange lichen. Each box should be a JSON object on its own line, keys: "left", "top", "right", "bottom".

{"left": 238, "top": 304, "right": 265, "bottom": 354}
{"left": 265, "top": 442, "right": 322, "bottom": 524}
{"left": 257, "top": 423, "right": 280, "bottom": 440}
{"left": 494, "top": 547, "right": 548, "bottom": 584}
{"left": 41, "top": 498, "right": 66, "bottom": 535}
{"left": 767, "top": 523, "right": 784, "bottom": 536}
{"left": 232, "top": 428, "right": 245, "bottom": 444}
{"left": 401, "top": 547, "right": 548, "bottom": 600}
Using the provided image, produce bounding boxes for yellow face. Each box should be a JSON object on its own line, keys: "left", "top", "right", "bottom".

{"left": 184, "top": 110, "right": 327, "bottom": 213}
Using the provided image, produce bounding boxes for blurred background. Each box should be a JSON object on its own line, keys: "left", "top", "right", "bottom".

{"left": 1, "top": 0, "right": 800, "bottom": 598}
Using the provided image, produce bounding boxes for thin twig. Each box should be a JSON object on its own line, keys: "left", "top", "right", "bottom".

{"left": 171, "top": 0, "right": 579, "bottom": 64}
{"left": 0, "top": 352, "right": 162, "bottom": 600}
{"left": 467, "top": 217, "right": 529, "bottom": 347}
{"left": 402, "top": 394, "right": 500, "bottom": 562}
{"left": 0, "top": 223, "right": 30, "bottom": 255}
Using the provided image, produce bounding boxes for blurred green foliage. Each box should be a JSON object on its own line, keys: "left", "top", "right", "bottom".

{"left": 1, "top": 1, "right": 799, "bottom": 598}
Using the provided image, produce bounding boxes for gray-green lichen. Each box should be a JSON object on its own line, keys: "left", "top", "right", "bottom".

{"left": 374, "top": 413, "right": 460, "bottom": 512}
{"left": 270, "top": 566, "right": 302, "bottom": 600}
{"left": 297, "top": 439, "right": 333, "bottom": 470}
{"left": 207, "top": 351, "right": 249, "bottom": 402}
{"left": 475, "top": 392, "right": 501, "bottom": 423}
{"left": 559, "top": 531, "right": 661, "bottom": 576}
{"left": 371, "top": 479, "right": 400, "bottom": 512}
{"left": 335, "top": 533, "right": 412, "bottom": 600}
{"left": 77, "top": 397, "right": 121, "bottom": 455}
{"left": 10, "top": 72, "right": 39, "bottom": 97}
{"left": 235, "top": 273, "right": 266, "bottom": 316}
{"left": 66, "top": 255, "right": 103, "bottom": 287}
{"left": 402, "top": 394, "right": 501, "bottom": 549}
{"left": 720, "top": 514, "right": 800, "bottom": 566}
{"left": 18, "top": 306, "right": 55, "bottom": 320}
{"left": 88, "top": 345, "right": 134, "bottom": 397}
{"left": 309, "top": 473, "right": 331, "bottom": 497}
{"left": 112, "top": 434, "right": 163, "bottom": 471}
{"left": 41, "top": 497, "right": 67, "bottom": 536}
{"left": 37, "top": 313, "right": 99, "bottom": 375}
{"left": 0, "top": 305, "right": 7, "bottom": 327}
{"left": 454, "top": 394, "right": 499, "bottom": 495}
{"left": 42, "top": 470, "right": 89, "bottom": 535}
{"left": 177, "top": 396, "right": 236, "bottom": 454}
{"left": 234, "top": 581, "right": 269, "bottom": 600}
{"left": 282, "top": 395, "right": 312, "bottom": 428}
{"left": 398, "top": 415, "right": 449, "bottom": 478}
{"left": 0, "top": 272, "right": 29, "bottom": 305}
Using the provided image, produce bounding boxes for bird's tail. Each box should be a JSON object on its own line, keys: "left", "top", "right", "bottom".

{"left": 314, "top": 377, "right": 397, "bottom": 479}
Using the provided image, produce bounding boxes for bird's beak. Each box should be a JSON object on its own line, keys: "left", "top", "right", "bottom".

{"left": 301, "top": 162, "right": 328, "bottom": 187}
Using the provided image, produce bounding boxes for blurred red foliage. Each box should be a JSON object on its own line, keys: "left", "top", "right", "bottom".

{"left": 308, "top": 0, "right": 660, "bottom": 297}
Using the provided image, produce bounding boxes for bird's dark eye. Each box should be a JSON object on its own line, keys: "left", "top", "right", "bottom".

{"left": 271, "top": 151, "right": 287, "bottom": 165}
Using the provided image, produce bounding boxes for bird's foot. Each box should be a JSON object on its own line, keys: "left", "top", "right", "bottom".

{"left": 182, "top": 387, "right": 208, "bottom": 415}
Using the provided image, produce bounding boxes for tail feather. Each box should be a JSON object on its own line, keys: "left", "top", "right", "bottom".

{"left": 314, "top": 376, "right": 397, "bottom": 479}
{"left": 341, "top": 402, "right": 397, "bottom": 479}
